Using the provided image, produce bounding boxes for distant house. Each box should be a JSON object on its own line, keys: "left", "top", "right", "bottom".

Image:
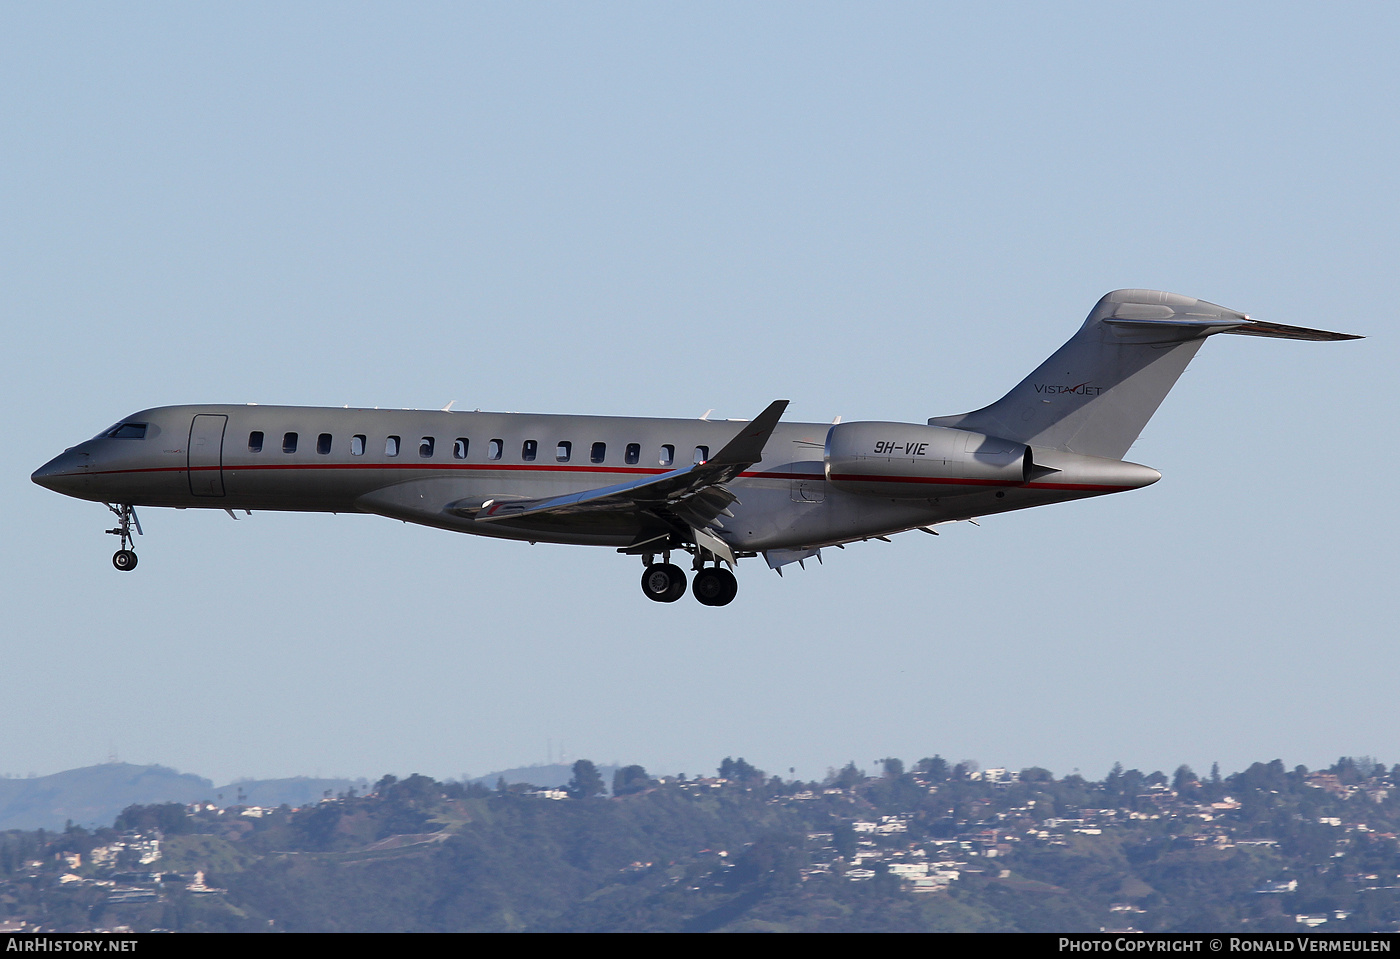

{"left": 89, "top": 845, "right": 120, "bottom": 866}
{"left": 528, "top": 788, "right": 568, "bottom": 800}
{"left": 908, "top": 877, "right": 947, "bottom": 893}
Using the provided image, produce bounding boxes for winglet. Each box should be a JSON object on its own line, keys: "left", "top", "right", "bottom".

{"left": 711, "top": 400, "right": 789, "bottom": 466}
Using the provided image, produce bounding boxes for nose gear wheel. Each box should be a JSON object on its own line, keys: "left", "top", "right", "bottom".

{"left": 105, "top": 503, "right": 142, "bottom": 572}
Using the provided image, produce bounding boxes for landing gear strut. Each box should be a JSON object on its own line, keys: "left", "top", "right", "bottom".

{"left": 105, "top": 503, "right": 141, "bottom": 572}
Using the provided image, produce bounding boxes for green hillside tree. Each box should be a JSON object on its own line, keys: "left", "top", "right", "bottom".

{"left": 567, "top": 760, "right": 605, "bottom": 799}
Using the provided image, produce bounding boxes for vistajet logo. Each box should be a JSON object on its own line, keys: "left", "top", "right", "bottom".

{"left": 1034, "top": 382, "right": 1104, "bottom": 397}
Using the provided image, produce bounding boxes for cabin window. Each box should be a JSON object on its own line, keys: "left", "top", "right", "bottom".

{"left": 693, "top": 445, "right": 709, "bottom": 465}
{"left": 590, "top": 442, "right": 606, "bottom": 464}
{"left": 248, "top": 431, "right": 264, "bottom": 453}
{"left": 556, "top": 441, "right": 571, "bottom": 462}
{"left": 522, "top": 440, "right": 537, "bottom": 461}
{"left": 659, "top": 444, "right": 674, "bottom": 467}
{"left": 385, "top": 435, "right": 400, "bottom": 457}
{"left": 453, "top": 438, "right": 468, "bottom": 459}
{"left": 105, "top": 423, "right": 147, "bottom": 439}
{"left": 317, "top": 433, "right": 333, "bottom": 455}
{"left": 625, "top": 443, "right": 640, "bottom": 465}
{"left": 351, "top": 435, "right": 366, "bottom": 456}
{"left": 488, "top": 439, "right": 503, "bottom": 461}
{"left": 283, "top": 432, "right": 298, "bottom": 454}
{"left": 420, "top": 436, "right": 435, "bottom": 458}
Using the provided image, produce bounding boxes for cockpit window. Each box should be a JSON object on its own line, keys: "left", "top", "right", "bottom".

{"left": 105, "top": 423, "right": 148, "bottom": 440}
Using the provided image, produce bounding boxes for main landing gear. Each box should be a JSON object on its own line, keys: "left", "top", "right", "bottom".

{"left": 691, "top": 566, "right": 738, "bottom": 607}
{"left": 105, "top": 503, "right": 142, "bottom": 572}
{"left": 639, "top": 551, "right": 739, "bottom": 606}
{"left": 640, "top": 562, "right": 687, "bottom": 603}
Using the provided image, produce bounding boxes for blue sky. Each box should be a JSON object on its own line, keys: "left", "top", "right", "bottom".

{"left": 3, "top": 2, "right": 1395, "bottom": 786}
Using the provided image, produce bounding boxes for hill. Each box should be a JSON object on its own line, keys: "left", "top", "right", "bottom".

{"left": 0, "top": 765, "right": 367, "bottom": 831}
{"left": 3, "top": 756, "right": 1399, "bottom": 932}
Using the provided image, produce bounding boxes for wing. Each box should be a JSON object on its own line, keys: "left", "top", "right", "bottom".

{"left": 453, "top": 400, "right": 789, "bottom": 553}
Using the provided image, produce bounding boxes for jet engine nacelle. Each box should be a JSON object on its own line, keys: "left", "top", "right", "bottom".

{"left": 824, "top": 421, "right": 1030, "bottom": 498}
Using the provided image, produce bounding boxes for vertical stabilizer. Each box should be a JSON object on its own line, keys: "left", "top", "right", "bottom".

{"left": 929, "top": 288, "right": 1355, "bottom": 459}
{"left": 931, "top": 290, "right": 1251, "bottom": 460}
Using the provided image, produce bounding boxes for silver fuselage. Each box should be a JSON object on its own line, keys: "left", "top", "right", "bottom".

{"left": 31, "top": 404, "right": 1155, "bottom": 553}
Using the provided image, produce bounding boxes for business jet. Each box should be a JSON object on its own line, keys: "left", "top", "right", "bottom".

{"left": 32, "top": 290, "right": 1358, "bottom": 606}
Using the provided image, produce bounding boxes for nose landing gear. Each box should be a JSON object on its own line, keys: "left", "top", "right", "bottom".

{"left": 105, "top": 503, "right": 142, "bottom": 572}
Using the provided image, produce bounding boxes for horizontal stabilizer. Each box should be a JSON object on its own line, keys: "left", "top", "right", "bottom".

{"left": 1219, "top": 318, "right": 1362, "bottom": 341}
{"left": 1102, "top": 316, "right": 1361, "bottom": 341}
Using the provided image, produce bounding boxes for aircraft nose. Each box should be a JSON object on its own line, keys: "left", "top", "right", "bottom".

{"left": 32, "top": 449, "right": 90, "bottom": 495}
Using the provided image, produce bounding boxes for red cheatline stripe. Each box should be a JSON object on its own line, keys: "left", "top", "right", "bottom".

{"left": 74, "top": 462, "right": 1131, "bottom": 492}
{"left": 828, "top": 473, "right": 1132, "bottom": 493}
{"left": 79, "top": 463, "right": 819, "bottom": 481}
{"left": 87, "top": 463, "right": 667, "bottom": 477}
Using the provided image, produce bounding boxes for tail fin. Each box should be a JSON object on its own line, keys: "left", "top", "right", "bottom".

{"left": 929, "top": 289, "right": 1360, "bottom": 460}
